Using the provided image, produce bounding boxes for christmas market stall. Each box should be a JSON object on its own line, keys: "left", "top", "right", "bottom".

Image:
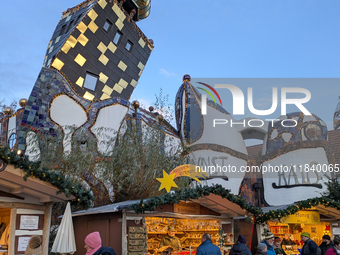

{"left": 255, "top": 198, "right": 340, "bottom": 255}
{"left": 72, "top": 185, "right": 261, "bottom": 255}
{"left": 0, "top": 147, "right": 93, "bottom": 255}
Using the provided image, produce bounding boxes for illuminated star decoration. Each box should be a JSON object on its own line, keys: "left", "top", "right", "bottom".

{"left": 156, "top": 170, "right": 178, "bottom": 192}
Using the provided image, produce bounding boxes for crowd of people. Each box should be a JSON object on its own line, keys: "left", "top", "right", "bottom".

{"left": 248, "top": 231, "right": 340, "bottom": 255}
{"left": 59, "top": 229, "right": 340, "bottom": 255}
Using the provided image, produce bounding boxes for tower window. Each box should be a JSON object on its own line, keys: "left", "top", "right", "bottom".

{"left": 125, "top": 40, "right": 133, "bottom": 52}
{"left": 60, "top": 25, "right": 67, "bottom": 35}
{"left": 8, "top": 133, "right": 16, "bottom": 149}
{"left": 66, "top": 20, "right": 75, "bottom": 33}
{"left": 83, "top": 73, "right": 98, "bottom": 91}
{"left": 103, "top": 20, "right": 112, "bottom": 32}
{"left": 113, "top": 31, "right": 122, "bottom": 45}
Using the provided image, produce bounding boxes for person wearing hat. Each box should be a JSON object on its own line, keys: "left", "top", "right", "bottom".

{"left": 325, "top": 237, "right": 340, "bottom": 255}
{"left": 320, "top": 235, "right": 334, "bottom": 255}
{"left": 273, "top": 237, "right": 287, "bottom": 255}
{"left": 159, "top": 225, "right": 181, "bottom": 251}
{"left": 256, "top": 242, "right": 268, "bottom": 255}
{"left": 229, "top": 235, "right": 252, "bottom": 255}
{"left": 261, "top": 232, "right": 276, "bottom": 255}
{"left": 84, "top": 231, "right": 116, "bottom": 255}
{"left": 301, "top": 232, "right": 321, "bottom": 255}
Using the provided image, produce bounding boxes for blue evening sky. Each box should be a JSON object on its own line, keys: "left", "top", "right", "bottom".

{"left": 0, "top": 0, "right": 339, "bottom": 131}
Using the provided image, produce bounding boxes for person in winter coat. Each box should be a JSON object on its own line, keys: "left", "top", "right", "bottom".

{"left": 301, "top": 232, "right": 320, "bottom": 255}
{"left": 229, "top": 235, "right": 252, "bottom": 255}
{"left": 256, "top": 242, "right": 268, "bottom": 255}
{"left": 84, "top": 231, "right": 116, "bottom": 255}
{"left": 159, "top": 225, "right": 181, "bottom": 251}
{"left": 25, "top": 235, "right": 42, "bottom": 255}
{"left": 325, "top": 238, "right": 340, "bottom": 255}
{"left": 196, "top": 233, "right": 221, "bottom": 255}
{"left": 320, "top": 235, "right": 334, "bottom": 255}
{"left": 273, "top": 237, "right": 287, "bottom": 255}
{"left": 262, "top": 232, "right": 276, "bottom": 255}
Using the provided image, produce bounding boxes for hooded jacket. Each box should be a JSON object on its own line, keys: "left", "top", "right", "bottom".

{"left": 229, "top": 243, "right": 252, "bottom": 255}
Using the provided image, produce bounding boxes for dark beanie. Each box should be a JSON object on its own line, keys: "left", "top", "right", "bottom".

{"left": 323, "top": 235, "right": 331, "bottom": 241}
{"left": 238, "top": 235, "right": 247, "bottom": 244}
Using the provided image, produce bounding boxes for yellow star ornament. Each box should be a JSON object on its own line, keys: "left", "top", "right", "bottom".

{"left": 156, "top": 170, "right": 178, "bottom": 192}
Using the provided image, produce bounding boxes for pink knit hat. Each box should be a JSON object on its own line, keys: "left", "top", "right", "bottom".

{"left": 85, "top": 232, "right": 102, "bottom": 255}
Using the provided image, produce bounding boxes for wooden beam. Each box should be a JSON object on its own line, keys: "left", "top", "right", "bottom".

{"left": 42, "top": 203, "right": 52, "bottom": 255}
{"left": 0, "top": 190, "right": 24, "bottom": 200}
{"left": 0, "top": 202, "right": 46, "bottom": 210}
{"left": 10, "top": 187, "right": 23, "bottom": 194}
{"left": 8, "top": 208, "right": 17, "bottom": 255}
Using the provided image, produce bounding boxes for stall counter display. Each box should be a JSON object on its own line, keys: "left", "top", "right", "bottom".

{"left": 145, "top": 217, "right": 227, "bottom": 254}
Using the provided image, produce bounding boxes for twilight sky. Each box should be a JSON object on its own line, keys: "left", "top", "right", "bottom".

{"left": 0, "top": 0, "right": 339, "bottom": 132}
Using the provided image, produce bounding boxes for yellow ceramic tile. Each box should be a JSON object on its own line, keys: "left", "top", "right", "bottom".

{"left": 107, "top": 42, "right": 117, "bottom": 53}
{"left": 99, "top": 54, "right": 109, "bottom": 65}
{"left": 137, "top": 62, "right": 145, "bottom": 70}
{"left": 113, "top": 84, "right": 123, "bottom": 94}
{"left": 115, "top": 19, "right": 124, "bottom": 31}
{"left": 51, "top": 58, "right": 64, "bottom": 71}
{"left": 138, "top": 38, "right": 146, "bottom": 48}
{"left": 98, "top": 0, "right": 107, "bottom": 9}
{"left": 97, "top": 42, "right": 107, "bottom": 54}
{"left": 88, "top": 21, "right": 98, "bottom": 33}
{"left": 130, "top": 79, "right": 137, "bottom": 87}
{"left": 84, "top": 91, "right": 95, "bottom": 101}
{"left": 118, "top": 78, "right": 128, "bottom": 88}
{"left": 99, "top": 72, "right": 109, "bottom": 83}
{"left": 118, "top": 61, "right": 127, "bottom": 71}
{"left": 112, "top": 4, "right": 126, "bottom": 22}
{"left": 139, "top": 70, "right": 143, "bottom": 76}
{"left": 102, "top": 85, "right": 113, "bottom": 95}
{"left": 66, "top": 35, "right": 77, "bottom": 48}
{"left": 77, "top": 21, "right": 87, "bottom": 33}
{"left": 61, "top": 43, "right": 72, "bottom": 54}
{"left": 77, "top": 34, "right": 89, "bottom": 46}
{"left": 74, "top": 54, "right": 87, "bottom": 66}
{"left": 76, "top": 77, "right": 84, "bottom": 87}
{"left": 100, "top": 93, "right": 111, "bottom": 100}
{"left": 88, "top": 9, "right": 98, "bottom": 21}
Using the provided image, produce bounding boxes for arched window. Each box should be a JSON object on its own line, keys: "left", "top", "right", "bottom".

{"left": 8, "top": 133, "right": 16, "bottom": 149}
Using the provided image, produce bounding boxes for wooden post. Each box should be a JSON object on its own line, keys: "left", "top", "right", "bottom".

{"left": 8, "top": 208, "right": 17, "bottom": 255}
{"left": 43, "top": 202, "right": 52, "bottom": 255}
{"left": 122, "top": 210, "right": 127, "bottom": 255}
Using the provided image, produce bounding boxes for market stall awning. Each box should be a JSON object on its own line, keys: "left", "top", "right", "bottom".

{"left": 191, "top": 194, "right": 248, "bottom": 218}
{"left": 0, "top": 164, "right": 75, "bottom": 203}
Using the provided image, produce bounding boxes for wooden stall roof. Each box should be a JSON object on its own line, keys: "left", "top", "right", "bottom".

{"left": 0, "top": 164, "right": 75, "bottom": 204}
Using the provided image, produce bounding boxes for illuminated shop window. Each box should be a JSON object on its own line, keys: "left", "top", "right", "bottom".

{"left": 8, "top": 133, "right": 16, "bottom": 149}
{"left": 83, "top": 73, "right": 98, "bottom": 91}
{"left": 103, "top": 20, "right": 112, "bottom": 32}
{"left": 113, "top": 31, "right": 122, "bottom": 45}
{"left": 125, "top": 40, "right": 133, "bottom": 52}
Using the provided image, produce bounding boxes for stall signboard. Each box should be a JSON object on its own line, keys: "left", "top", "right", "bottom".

{"left": 174, "top": 202, "right": 200, "bottom": 215}
{"left": 280, "top": 211, "right": 320, "bottom": 224}
{"left": 20, "top": 215, "right": 39, "bottom": 229}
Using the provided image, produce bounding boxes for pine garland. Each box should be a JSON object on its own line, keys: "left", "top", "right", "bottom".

{"left": 0, "top": 146, "right": 94, "bottom": 209}
{"left": 130, "top": 184, "right": 262, "bottom": 215}
{"left": 130, "top": 184, "right": 340, "bottom": 224}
